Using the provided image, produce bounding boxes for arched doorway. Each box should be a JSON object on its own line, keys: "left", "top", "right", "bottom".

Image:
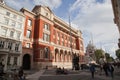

{"left": 22, "top": 54, "right": 31, "bottom": 70}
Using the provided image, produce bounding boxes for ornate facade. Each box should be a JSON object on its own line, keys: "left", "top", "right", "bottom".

{"left": 111, "top": 0, "right": 120, "bottom": 48}
{"left": 85, "top": 41, "right": 96, "bottom": 63}
{"left": 21, "top": 5, "right": 84, "bottom": 69}
{"left": 0, "top": 1, "right": 25, "bottom": 70}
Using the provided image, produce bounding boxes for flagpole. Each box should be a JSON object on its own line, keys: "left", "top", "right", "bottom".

{"left": 69, "top": 12, "right": 73, "bottom": 70}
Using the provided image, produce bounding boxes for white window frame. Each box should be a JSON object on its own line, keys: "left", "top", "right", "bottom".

{"left": 10, "top": 31, "right": 14, "bottom": 38}
{"left": 11, "top": 20, "right": 16, "bottom": 27}
{"left": 1, "top": 27, "right": 7, "bottom": 36}
{"left": 26, "top": 30, "right": 31, "bottom": 38}
{"left": 16, "top": 32, "right": 21, "bottom": 40}
{"left": 4, "top": 17, "right": 9, "bottom": 25}
{"left": 28, "top": 19, "right": 32, "bottom": 26}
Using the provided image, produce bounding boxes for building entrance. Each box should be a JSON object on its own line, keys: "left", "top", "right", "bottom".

{"left": 23, "top": 54, "right": 31, "bottom": 70}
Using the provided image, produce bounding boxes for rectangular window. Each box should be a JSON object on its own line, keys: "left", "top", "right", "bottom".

{"left": 44, "top": 23, "right": 50, "bottom": 30}
{"left": 0, "top": 41, "right": 4, "bottom": 48}
{"left": 28, "top": 19, "right": 32, "bottom": 26}
{"left": 12, "top": 14, "right": 17, "bottom": 19}
{"left": 15, "top": 44, "right": 19, "bottom": 51}
{"left": 1, "top": 28, "right": 7, "bottom": 36}
{"left": 26, "top": 30, "right": 31, "bottom": 38}
{"left": 8, "top": 42, "right": 12, "bottom": 50}
{"left": 16, "top": 32, "right": 21, "bottom": 40}
{"left": 26, "top": 43, "right": 30, "bottom": 48}
{"left": 7, "top": 56, "right": 11, "bottom": 65}
{"left": 18, "top": 16, "right": 23, "bottom": 21}
{"left": 11, "top": 20, "right": 16, "bottom": 27}
{"left": 10, "top": 31, "right": 14, "bottom": 38}
{"left": 6, "top": 12, "right": 10, "bottom": 16}
{"left": 4, "top": 18, "right": 9, "bottom": 25}
{"left": 17, "top": 23, "right": 22, "bottom": 29}
{"left": 13, "top": 57, "right": 17, "bottom": 65}
{"left": 43, "top": 33, "right": 50, "bottom": 42}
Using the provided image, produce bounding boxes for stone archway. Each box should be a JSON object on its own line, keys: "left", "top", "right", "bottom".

{"left": 55, "top": 48, "right": 59, "bottom": 62}
{"left": 22, "top": 54, "right": 31, "bottom": 70}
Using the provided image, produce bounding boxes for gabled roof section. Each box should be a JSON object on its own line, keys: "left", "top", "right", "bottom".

{"left": 44, "top": 6, "right": 53, "bottom": 13}
{"left": 32, "top": 5, "right": 53, "bottom": 15}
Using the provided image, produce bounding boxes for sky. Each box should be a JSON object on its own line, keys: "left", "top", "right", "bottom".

{"left": 4, "top": 0, "right": 119, "bottom": 58}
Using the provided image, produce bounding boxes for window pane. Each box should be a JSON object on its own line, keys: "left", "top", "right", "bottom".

{"left": 15, "top": 44, "right": 19, "bottom": 51}
{"left": 10, "top": 31, "right": 14, "bottom": 38}
{"left": 17, "top": 23, "right": 22, "bottom": 29}
{"left": 6, "top": 12, "right": 10, "bottom": 16}
{"left": 18, "top": 16, "right": 23, "bottom": 21}
{"left": 12, "top": 14, "right": 17, "bottom": 19}
{"left": 4, "top": 18, "right": 9, "bottom": 25}
{"left": 44, "top": 24, "right": 49, "bottom": 30}
{"left": 0, "top": 41, "right": 4, "bottom": 48}
{"left": 26, "top": 43, "right": 30, "bottom": 48}
{"left": 8, "top": 42, "right": 12, "bottom": 50}
{"left": 16, "top": 32, "right": 21, "bottom": 39}
{"left": 44, "top": 48, "right": 49, "bottom": 58}
{"left": 11, "top": 20, "right": 16, "bottom": 27}
{"left": 13, "top": 57, "right": 17, "bottom": 65}
{"left": 1, "top": 28, "right": 7, "bottom": 36}
{"left": 43, "top": 33, "right": 50, "bottom": 42}
{"left": 26, "top": 30, "right": 31, "bottom": 38}
{"left": 28, "top": 19, "right": 32, "bottom": 26}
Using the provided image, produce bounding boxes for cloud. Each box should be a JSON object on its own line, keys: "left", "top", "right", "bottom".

{"left": 33, "top": 0, "right": 62, "bottom": 9}
{"left": 69, "top": 0, "right": 119, "bottom": 58}
{"left": 4, "top": 0, "right": 62, "bottom": 10}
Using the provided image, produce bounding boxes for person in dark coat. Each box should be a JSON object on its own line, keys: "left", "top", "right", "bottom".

{"left": 108, "top": 64, "right": 114, "bottom": 78}
{"left": 18, "top": 67, "right": 24, "bottom": 80}
{"left": 90, "top": 63, "right": 96, "bottom": 79}
{"left": 0, "top": 62, "right": 4, "bottom": 76}
{"left": 103, "top": 63, "right": 109, "bottom": 76}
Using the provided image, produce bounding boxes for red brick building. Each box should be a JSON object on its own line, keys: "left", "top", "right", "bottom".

{"left": 21, "top": 5, "right": 84, "bottom": 69}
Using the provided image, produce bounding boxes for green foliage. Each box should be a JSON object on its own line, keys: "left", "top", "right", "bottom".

{"left": 116, "top": 49, "right": 120, "bottom": 59}
{"left": 95, "top": 49, "right": 104, "bottom": 63}
{"left": 105, "top": 53, "right": 114, "bottom": 62}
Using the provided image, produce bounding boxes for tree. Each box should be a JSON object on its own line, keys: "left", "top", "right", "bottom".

{"left": 105, "top": 53, "right": 114, "bottom": 62}
{"left": 116, "top": 49, "right": 120, "bottom": 59}
{"left": 95, "top": 49, "right": 104, "bottom": 63}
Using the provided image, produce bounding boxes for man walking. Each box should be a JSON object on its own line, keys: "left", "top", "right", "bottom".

{"left": 90, "top": 63, "right": 95, "bottom": 79}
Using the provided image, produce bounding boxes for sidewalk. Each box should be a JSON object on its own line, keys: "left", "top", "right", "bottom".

{"left": 26, "top": 70, "right": 45, "bottom": 80}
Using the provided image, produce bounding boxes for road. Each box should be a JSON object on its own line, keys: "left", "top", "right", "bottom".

{"left": 39, "top": 68, "right": 120, "bottom": 80}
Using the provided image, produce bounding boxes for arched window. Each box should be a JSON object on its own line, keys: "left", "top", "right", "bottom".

{"left": 44, "top": 47, "right": 49, "bottom": 58}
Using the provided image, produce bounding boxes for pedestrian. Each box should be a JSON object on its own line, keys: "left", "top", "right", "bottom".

{"left": 103, "top": 63, "right": 109, "bottom": 76}
{"left": 18, "top": 66, "right": 25, "bottom": 80}
{"left": 0, "top": 62, "right": 4, "bottom": 76}
{"left": 99, "top": 64, "right": 103, "bottom": 75}
{"left": 108, "top": 63, "right": 114, "bottom": 78}
{"left": 89, "top": 63, "right": 95, "bottom": 79}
